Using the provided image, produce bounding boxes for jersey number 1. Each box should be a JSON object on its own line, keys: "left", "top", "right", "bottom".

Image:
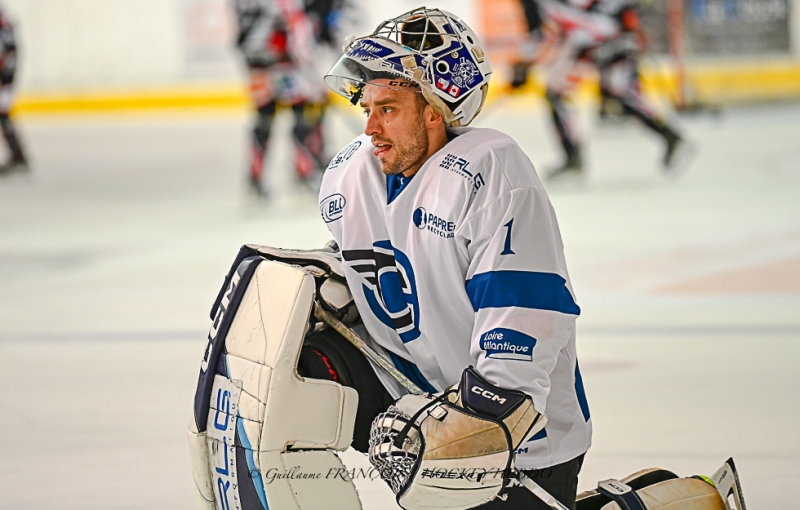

{"left": 501, "top": 219, "right": 515, "bottom": 256}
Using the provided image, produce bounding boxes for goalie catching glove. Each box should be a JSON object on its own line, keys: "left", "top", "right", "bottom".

{"left": 368, "top": 367, "right": 547, "bottom": 510}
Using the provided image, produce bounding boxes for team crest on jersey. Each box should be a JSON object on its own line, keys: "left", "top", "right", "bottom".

{"left": 342, "top": 241, "right": 421, "bottom": 343}
{"left": 320, "top": 193, "right": 346, "bottom": 223}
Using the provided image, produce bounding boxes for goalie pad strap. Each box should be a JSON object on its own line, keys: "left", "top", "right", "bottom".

{"left": 211, "top": 243, "right": 359, "bottom": 325}
{"left": 597, "top": 480, "right": 647, "bottom": 510}
{"left": 599, "top": 478, "right": 727, "bottom": 510}
{"left": 209, "top": 242, "right": 347, "bottom": 320}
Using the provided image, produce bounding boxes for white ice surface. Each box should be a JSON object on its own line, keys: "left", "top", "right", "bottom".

{"left": 1, "top": 100, "right": 798, "bottom": 509}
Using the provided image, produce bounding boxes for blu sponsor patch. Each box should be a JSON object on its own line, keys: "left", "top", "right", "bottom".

{"left": 320, "top": 193, "right": 346, "bottom": 223}
{"left": 480, "top": 328, "right": 536, "bottom": 361}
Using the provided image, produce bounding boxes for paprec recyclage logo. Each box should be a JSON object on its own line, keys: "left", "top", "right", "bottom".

{"left": 413, "top": 206, "right": 455, "bottom": 239}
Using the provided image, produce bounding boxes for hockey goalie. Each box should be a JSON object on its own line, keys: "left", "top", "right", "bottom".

{"left": 189, "top": 6, "right": 747, "bottom": 510}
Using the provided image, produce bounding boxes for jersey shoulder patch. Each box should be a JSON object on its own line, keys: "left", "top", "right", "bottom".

{"left": 319, "top": 136, "right": 380, "bottom": 224}
{"left": 326, "top": 135, "right": 371, "bottom": 172}
{"left": 441, "top": 128, "right": 540, "bottom": 197}
{"left": 462, "top": 128, "right": 541, "bottom": 190}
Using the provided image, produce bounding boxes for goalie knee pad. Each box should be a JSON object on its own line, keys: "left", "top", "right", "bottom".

{"left": 189, "top": 243, "right": 363, "bottom": 510}
{"left": 576, "top": 458, "right": 747, "bottom": 510}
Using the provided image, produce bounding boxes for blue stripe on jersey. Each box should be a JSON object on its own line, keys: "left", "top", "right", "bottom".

{"left": 386, "top": 173, "right": 415, "bottom": 204}
{"left": 575, "top": 361, "right": 591, "bottom": 422}
{"left": 387, "top": 351, "right": 437, "bottom": 394}
{"left": 465, "top": 271, "right": 580, "bottom": 315}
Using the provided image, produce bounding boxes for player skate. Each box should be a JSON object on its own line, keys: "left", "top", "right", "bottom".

{"left": 573, "top": 458, "right": 747, "bottom": 510}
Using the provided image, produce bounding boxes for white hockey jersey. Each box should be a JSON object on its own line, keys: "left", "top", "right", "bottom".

{"left": 319, "top": 127, "right": 591, "bottom": 469}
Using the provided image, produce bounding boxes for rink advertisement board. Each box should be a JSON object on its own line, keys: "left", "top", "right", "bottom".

{"left": 640, "top": 0, "right": 791, "bottom": 55}
{"left": 478, "top": 0, "right": 791, "bottom": 67}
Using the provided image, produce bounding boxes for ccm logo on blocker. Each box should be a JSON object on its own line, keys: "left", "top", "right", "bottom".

{"left": 471, "top": 386, "right": 507, "bottom": 405}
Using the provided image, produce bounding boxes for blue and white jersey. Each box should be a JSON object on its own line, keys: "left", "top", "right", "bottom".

{"left": 319, "top": 127, "right": 591, "bottom": 469}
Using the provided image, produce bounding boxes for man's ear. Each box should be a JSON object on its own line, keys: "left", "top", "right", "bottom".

{"left": 424, "top": 104, "right": 444, "bottom": 130}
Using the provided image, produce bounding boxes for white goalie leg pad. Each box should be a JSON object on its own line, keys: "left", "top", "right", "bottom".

{"left": 193, "top": 259, "right": 361, "bottom": 510}
{"left": 188, "top": 420, "right": 216, "bottom": 510}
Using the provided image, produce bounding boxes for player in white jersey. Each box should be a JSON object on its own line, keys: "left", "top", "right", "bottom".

{"left": 510, "top": 0, "right": 690, "bottom": 180}
{"left": 319, "top": 8, "right": 590, "bottom": 509}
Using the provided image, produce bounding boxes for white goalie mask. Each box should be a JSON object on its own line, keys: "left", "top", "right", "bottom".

{"left": 324, "top": 8, "right": 492, "bottom": 127}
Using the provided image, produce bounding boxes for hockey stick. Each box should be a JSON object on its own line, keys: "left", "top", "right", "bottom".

{"left": 313, "top": 305, "right": 425, "bottom": 395}
{"left": 315, "top": 305, "right": 572, "bottom": 510}
{"left": 517, "top": 472, "right": 571, "bottom": 510}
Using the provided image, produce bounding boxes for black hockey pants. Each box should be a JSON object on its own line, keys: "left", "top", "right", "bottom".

{"left": 477, "top": 454, "right": 585, "bottom": 509}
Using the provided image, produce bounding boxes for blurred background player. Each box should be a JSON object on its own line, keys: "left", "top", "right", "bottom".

{"left": 0, "top": 4, "right": 27, "bottom": 176}
{"left": 511, "top": 0, "right": 690, "bottom": 180}
{"left": 234, "top": 0, "right": 344, "bottom": 199}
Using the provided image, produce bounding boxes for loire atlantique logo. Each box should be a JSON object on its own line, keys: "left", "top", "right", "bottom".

{"left": 480, "top": 328, "right": 536, "bottom": 362}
